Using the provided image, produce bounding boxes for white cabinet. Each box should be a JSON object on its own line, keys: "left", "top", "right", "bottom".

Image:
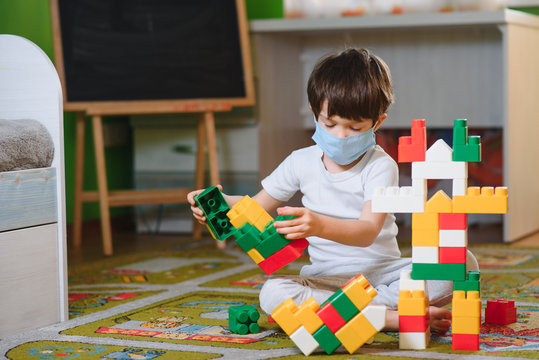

{"left": 251, "top": 10, "right": 539, "bottom": 242}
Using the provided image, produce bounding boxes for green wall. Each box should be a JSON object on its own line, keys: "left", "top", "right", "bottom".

{"left": 0, "top": 0, "right": 132, "bottom": 224}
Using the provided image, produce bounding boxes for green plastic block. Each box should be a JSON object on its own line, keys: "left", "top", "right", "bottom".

{"left": 453, "top": 270, "right": 481, "bottom": 294}
{"left": 453, "top": 137, "right": 481, "bottom": 162}
{"left": 194, "top": 186, "right": 235, "bottom": 240}
{"left": 412, "top": 263, "right": 466, "bottom": 281}
{"left": 228, "top": 305, "right": 260, "bottom": 335}
{"left": 322, "top": 289, "right": 359, "bottom": 322}
{"left": 233, "top": 223, "right": 262, "bottom": 252}
{"left": 254, "top": 216, "right": 296, "bottom": 258}
{"left": 453, "top": 119, "right": 468, "bottom": 146}
{"left": 312, "top": 324, "right": 341, "bottom": 355}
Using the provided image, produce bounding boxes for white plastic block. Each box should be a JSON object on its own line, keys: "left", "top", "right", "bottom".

{"left": 399, "top": 270, "right": 427, "bottom": 294}
{"left": 399, "top": 331, "right": 430, "bottom": 350}
{"left": 411, "top": 178, "right": 427, "bottom": 196}
{"left": 412, "top": 161, "right": 468, "bottom": 180}
{"left": 361, "top": 305, "right": 387, "bottom": 331}
{"left": 372, "top": 186, "right": 425, "bottom": 213}
{"left": 452, "top": 178, "right": 468, "bottom": 196}
{"left": 425, "top": 139, "right": 453, "bottom": 162}
{"left": 289, "top": 325, "right": 319, "bottom": 356}
{"left": 412, "top": 246, "right": 439, "bottom": 264}
{"left": 439, "top": 229, "right": 468, "bottom": 247}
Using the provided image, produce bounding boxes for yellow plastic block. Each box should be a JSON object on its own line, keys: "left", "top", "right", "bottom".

{"left": 411, "top": 228, "right": 439, "bottom": 247}
{"left": 425, "top": 190, "right": 452, "bottom": 213}
{"left": 412, "top": 212, "right": 439, "bottom": 230}
{"left": 398, "top": 290, "right": 428, "bottom": 316}
{"left": 453, "top": 187, "right": 508, "bottom": 214}
{"left": 452, "top": 291, "right": 481, "bottom": 317}
{"left": 342, "top": 274, "right": 377, "bottom": 311}
{"left": 247, "top": 248, "right": 264, "bottom": 264}
{"left": 227, "top": 196, "right": 273, "bottom": 231}
{"left": 271, "top": 298, "right": 301, "bottom": 336}
{"left": 335, "top": 312, "right": 377, "bottom": 354}
{"left": 452, "top": 316, "right": 480, "bottom": 334}
{"left": 294, "top": 297, "right": 324, "bottom": 334}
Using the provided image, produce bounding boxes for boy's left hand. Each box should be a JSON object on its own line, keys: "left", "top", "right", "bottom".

{"left": 273, "top": 206, "right": 321, "bottom": 239}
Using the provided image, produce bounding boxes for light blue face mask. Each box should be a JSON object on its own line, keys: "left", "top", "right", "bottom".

{"left": 312, "top": 115, "right": 376, "bottom": 165}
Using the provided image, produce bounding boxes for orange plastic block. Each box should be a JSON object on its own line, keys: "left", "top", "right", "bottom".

{"left": 294, "top": 297, "right": 324, "bottom": 334}
{"left": 425, "top": 190, "right": 452, "bottom": 213}
{"left": 398, "top": 290, "right": 428, "bottom": 316}
{"left": 453, "top": 187, "right": 508, "bottom": 214}
{"left": 453, "top": 316, "right": 480, "bottom": 334}
{"left": 398, "top": 119, "right": 426, "bottom": 163}
{"left": 227, "top": 196, "right": 273, "bottom": 232}
{"left": 411, "top": 228, "right": 439, "bottom": 247}
{"left": 246, "top": 248, "right": 264, "bottom": 264}
{"left": 334, "top": 312, "right": 378, "bottom": 353}
{"left": 412, "top": 212, "right": 439, "bottom": 230}
{"left": 452, "top": 291, "right": 481, "bottom": 318}
{"left": 341, "top": 274, "right": 377, "bottom": 311}
{"left": 271, "top": 298, "right": 301, "bottom": 336}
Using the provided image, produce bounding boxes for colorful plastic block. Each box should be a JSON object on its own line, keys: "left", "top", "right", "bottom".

{"left": 233, "top": 223, "right": 261, "bottom": 252}
{"left": 294, "top": 297, "right": 324, "bottom": 334}
{"left": 412, "top": 152, "right": 467, "bottom": 180}
{"left": 227, "top": 195, "right": 273, "bottom": 232}
{"left": 412, "top": 212, "right": 439, "bottom": 230}
{"left": 412, "top": 246, "right": 439, "bottom": 264}
{"left": 372, "top": 186, "right": 425, "bottom": 213}
{"left": 439, "top": 229, "right": 467, "bottom": 247}
{"left": 452, "top": 333, "right": 479, "bottom": 351}
{"left": 258, "top": 238, "right": 308, "bottom": 275}
{"left": 228, "top": 305, "right": 260, "bottom": 334}
{"left": 439, "top": 246, "right": 466, "bottom": 264}
{"left": 453, "top": 271, "right": 481, "bottom": 293}
{"left": 247, "top": 248, "right": 265, "bottom": 264}
{"left": 255, "top": 227, "right": 292, "bottom": 258}
{"left": 453, "top": 187, "right": 508, "bottom": 214}
{"left": 411, "top": 228, "right": 439, "bottom": 247}
{"left": 453, "top": 119, "right": 468, "bottom": 146}
{"left": 485, "top": 299, "right": 516, "bottom": 325}
{"left": 341, "top": 274, "right": 378, "bottom": 311}
{"left": 453, "top": 178, "right": 468, "bottom": 196}
{"left": 334, "top": 312, "right": 378, "bottom": 354}
{"left": 271, "top": 298, "right": 301, "bottom": 336}
{"left": 316, "top": 302, "right": 346, "bottom": 333}
{"left": 322, "top": 289, "right": 359, "bottom": 322}
{"left": 312, "top": 324, "right": 341, "bottom": 355}
{"left": 452, "top": 291, "right": 481, "bottom": 318}
{"left": 425, "top": 139, "right": 453, "bottom": 162}
{"left": 412, "top": 263, "right": 466, "bottom": 281}
{"left": 398, "top": 119, "right": 426, "bottom": 163}
{"left": 399, "top": 270, "right": 427, "bottom": 293}
{"left": 400, "top": 331, "right": 430, "bottom": 349}
{"left": 399, "top": 315, "right": 429, "bottom": 332}
{"left": 452, "top": 317, "right": 480, "bottom": 334}
{"left": 398, "top": 290, "right": 428, "bottom": 316}
{"left": 439, "top": 213, "right": 467, "bottom": 230}
{"left": 289, "top": 326, "right": 319, "bottom": 356}
{"left": 194, "top": 186, "right": 234, "bottom": 241}
{"left": 453, "top": 119, "right": 481, "bottom": 162}
{"left": 425, "top": 190, "right": 453, "bottom": 213}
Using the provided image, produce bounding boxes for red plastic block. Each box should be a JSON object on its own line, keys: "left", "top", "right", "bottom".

{"left": 452, "top": 333, "right": 479, "bottom": 351}
{"left": 316, "top": 303, "right": 347, "bottom": 333}
{"left": 258, "top": 238, "right": 308, "bottom": 275}
{"left": 399, "top": 315, "right": 429, "bottom": 332}
{"left": 398, "top": 119, "right": 426, "bottom": 163}
{"left": 485, "top": 299, "right": 516, "bottom": 325}
{"left": 439, "top": 213, "right": 467, "bottom": 230}
{"left": 268, "top": 316, "right": 276, "bottom": 323}
{"left": 439, "top": 247, "right": 467, "bottom": 264}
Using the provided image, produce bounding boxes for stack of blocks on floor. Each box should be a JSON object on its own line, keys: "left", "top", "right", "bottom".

{"left": 270, "top": 274, "right": 386, "bottom": 355}
{"left": 194, "top": 187, "right": 308, "bottom": 275}
{"left": 375, "top": 119, "right": 509, "bottom": 351}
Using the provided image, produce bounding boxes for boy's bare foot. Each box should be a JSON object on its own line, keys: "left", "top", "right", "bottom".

{"left": 383, "top": 306, "right": 452, "bottom": 334}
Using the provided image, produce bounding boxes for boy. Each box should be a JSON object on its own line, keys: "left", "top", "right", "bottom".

{"left": 188, "top": 48, "right": 478, "bottom": 333}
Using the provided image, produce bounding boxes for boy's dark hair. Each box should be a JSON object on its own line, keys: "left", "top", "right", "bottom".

{"left": 307, "top": 48, "right": 394, "bottom": 122}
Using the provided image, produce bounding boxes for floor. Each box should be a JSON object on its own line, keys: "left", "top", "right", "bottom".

{"left": 68, "top": 215, "right": 539, "bottom": 266}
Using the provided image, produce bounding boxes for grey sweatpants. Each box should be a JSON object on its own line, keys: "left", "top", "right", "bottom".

{"left": 259, "top": 251, "right": 479, "bottom": 315}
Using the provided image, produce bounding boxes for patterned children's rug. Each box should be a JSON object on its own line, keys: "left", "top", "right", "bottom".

{"left": 1, "top": 240, "right": 538, "bottom": 360}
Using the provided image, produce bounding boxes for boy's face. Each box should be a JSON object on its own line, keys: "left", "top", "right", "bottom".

{"left": 316, "top": 100, "right": 382, "bottom": 138}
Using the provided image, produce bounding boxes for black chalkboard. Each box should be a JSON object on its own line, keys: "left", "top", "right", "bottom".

{"left": 52, "top": 0, "right": 253, "bottom": 109}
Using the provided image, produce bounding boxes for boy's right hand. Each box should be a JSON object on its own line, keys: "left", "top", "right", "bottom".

{"left": 187, "top": 185, "right": 223, "bottom": 224}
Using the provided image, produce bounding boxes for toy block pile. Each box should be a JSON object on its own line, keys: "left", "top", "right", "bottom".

{"left": 271, "top": 274, "right": 386, "bottom": 355}
{"left": 194, "top": 187, "right": 308, "bottom": 275}
{"left": 398, "top": 271, "right": 430, "bottom": 349}
{"left": 373, "top": 119, "right": 510, "bottom": 351}
{"left": 228, "top": 305, "right": 260, "bottom": 335}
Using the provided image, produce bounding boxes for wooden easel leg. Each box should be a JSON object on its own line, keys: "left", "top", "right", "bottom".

{"left": 92, "top": 115, "right": 113, "bottom": 256}
{"left": 193, "top": 115, "right": 206, "bottom": 239}
{"left": 73, "top": 112, "right": 85, "bottom": 248}
{"left": 204, "top": 111, "right": 225, "bottom": 249}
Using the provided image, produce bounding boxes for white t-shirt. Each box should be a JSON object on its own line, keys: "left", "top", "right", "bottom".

{"left": 261, "top": 144, "right": 401, "bottom": 277}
